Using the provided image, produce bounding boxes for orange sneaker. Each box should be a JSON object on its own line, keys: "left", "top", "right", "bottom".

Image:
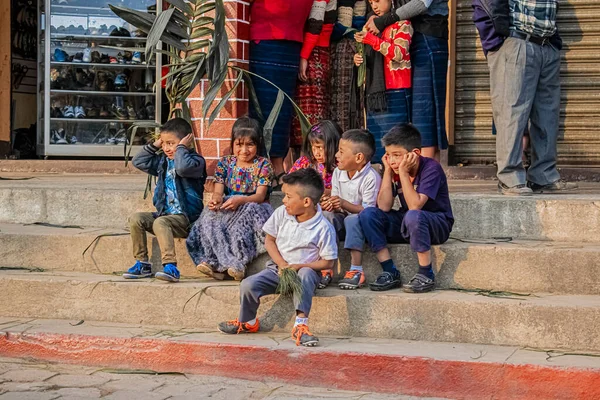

{"left": 291, "top": 324, "right": 319, "bottom": 347}
{"left": 318, "top": 269, "right": 333, "bottom": 289}
{"left": 338, "top": 269, "right": 365, "bottom": 290}
{"left": 217, "top": 318, "right": 260, "bottom": 334}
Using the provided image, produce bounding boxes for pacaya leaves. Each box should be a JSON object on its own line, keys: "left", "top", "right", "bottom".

{"left": 276, "top": 268, "right": 303, "bottom": 298}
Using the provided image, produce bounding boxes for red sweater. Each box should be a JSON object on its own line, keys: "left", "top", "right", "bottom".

{"left": 363, "top": 20, "right": 413, "bottom": 90}
{"left": 250, "top": 0, "right": 314, "bottom": 43}
{"left": 300, "top": 0, "right": 337, "bottom": 60}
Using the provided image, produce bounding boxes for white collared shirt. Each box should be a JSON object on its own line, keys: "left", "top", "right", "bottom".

{"left": 331, "top": 164, "right": 382, "bottom": 211}
{"left": 263, "top": 205, "right": 338, "bottom": 265}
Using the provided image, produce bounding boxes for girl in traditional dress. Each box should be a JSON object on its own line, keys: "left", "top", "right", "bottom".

{"left": 186, "top": 117, "right": 274, "bottom": 281}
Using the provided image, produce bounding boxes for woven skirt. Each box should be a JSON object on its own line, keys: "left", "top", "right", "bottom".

{"left": 291, "top": 46, "right": 332, "bottom": 148}
{"left": 249, "top": 40, "right": 302, "bottom": 158}
{"left": 367, "top": 89, "right": 412, "bottom": 164}
{"left": 411, "top": 32, "right": 449, "bottom": 150}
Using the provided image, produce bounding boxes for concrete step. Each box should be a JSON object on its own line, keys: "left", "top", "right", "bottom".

{"left": 1, "top": 318, "right": 599, "bottom": 400}
{"left": 3, "top": 175, "right": 600, "bottom": 241}
{"left": 2, "top": 222, "right": 600, "bottom": 295}
{"left": 1, "top": 271, "right": 600, "bottom": 352}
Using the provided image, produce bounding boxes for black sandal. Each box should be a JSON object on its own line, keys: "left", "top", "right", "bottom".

{"left": 272, "top": 172, "right": 286, "bottom": 192}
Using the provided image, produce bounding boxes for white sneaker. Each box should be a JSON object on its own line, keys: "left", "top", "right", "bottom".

{"left": 56, "top": 129, "right": 68, "bottom": 144}
{"left": 62, "top": 105, "right": 74, "bottom": 118}
{"left": 83, "top": 47, "right": 92, "bottom": 63}
{"left": 75, "top": 105, "right": 86, "bottom": 118}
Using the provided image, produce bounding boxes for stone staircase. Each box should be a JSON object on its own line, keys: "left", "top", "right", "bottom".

{"left": 1, "top": 173, "right": 600, "bottom": 399}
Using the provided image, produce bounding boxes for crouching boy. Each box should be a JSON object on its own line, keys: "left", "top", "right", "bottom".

{"left": 124, "top": 118, "right": 206, "bottom": 282}
{"left": 360, "top": 124, "right": 454, "bottom": 293}
{"left": 218, "top": 168, "right": 338, "bottom": 346}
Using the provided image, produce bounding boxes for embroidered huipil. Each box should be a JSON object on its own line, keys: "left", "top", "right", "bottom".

{"left": 363, "top": 20, "right": 413, "bottom": 90}
{"left": 289, "top": 155, "right": 333, "bottom": 189}
{"left": 214, "top": 155, "right": 273, "bottom": 197}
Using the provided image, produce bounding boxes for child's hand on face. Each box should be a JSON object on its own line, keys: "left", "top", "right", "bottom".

{"left": 179, "top": 133, "right": 194, "bottom": 148}
{"left": 354, "top": 31, "right": 366, "bottom": 43}
{"left": 220, "top": 195, "right": 246, "bottom": 211}
{"left": 398, "top": 152, "right": 418, "bottom": 175}
{"left": 208, "top": 193, "right": 223, "bottom": 211}
{"left": 152, "top": 138, "right": 163, "bottom": 148}
{"left": 353, "top": 53, "right": 364, "bottom": 67}
{"left": 382, "top": 154, "right": 391, "bottom": 171}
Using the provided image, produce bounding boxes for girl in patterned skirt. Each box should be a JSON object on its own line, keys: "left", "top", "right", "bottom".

{"left": 288, "top": 120, "right": 341, "bottom": 288}
{"left": 186, "top": 117, "right": 274, "bottom": 281}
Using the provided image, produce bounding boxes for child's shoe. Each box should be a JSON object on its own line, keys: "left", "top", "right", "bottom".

{"left": 155, "top": 263, "right": 180, "bottom": 282}
{"left": 338, "top": 269, "right": 365, "bottom": 290}
{"left": 227, "top": 267, "right": 245, "bottom": 281}
{"left": 122, "top": 261, "right": 152, "bottom": 279}
{"left": 369, "top": 271, "right": 401, "bottom": 291}
{"left": 317, "top": 269, "right": 333, "bottom": 289}
{"left": 218, "top": 318, "right": 260, "bottom": 334}
{"left": 196, "top": 262, "right": 214, "bottom": 278}
{"left": 291, "top": 324, "right": 319, "bottom": 347}
{"left": 403, "top": 273, "right": 435, "bottom": 293}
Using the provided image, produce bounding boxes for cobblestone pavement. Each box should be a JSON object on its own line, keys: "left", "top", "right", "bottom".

{"left": 0, "top": 357, "right": 443, "bottom": 400}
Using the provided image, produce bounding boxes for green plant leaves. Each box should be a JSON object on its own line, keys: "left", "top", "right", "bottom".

{"left": 164, "top": 0, "right": 193, "bottom": 17}
{"left": 208, "top": 72, "right": 243, "bottom": 126}
{"left": 145, "top": 8, "right": 176, "bottom": 59}
{"left": 263, "top": 90, "right": 284, "bottom": 155}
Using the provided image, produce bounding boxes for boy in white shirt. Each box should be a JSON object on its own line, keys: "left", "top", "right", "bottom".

{"left": 218, "top": 168, "right": 338, "bottom": 347}
{"left": 322, "top": 129, "right": 382, "bottom": 290}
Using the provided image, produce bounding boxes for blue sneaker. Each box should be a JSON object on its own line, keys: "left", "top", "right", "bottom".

{"left": 155, "top": 263, "right": 180, "bottom": 282}
{"left": 123, "top": 261, "right": 152, "bottom": 279}
{"left": 53, "top": 48, "right": 68, "bottom": 62}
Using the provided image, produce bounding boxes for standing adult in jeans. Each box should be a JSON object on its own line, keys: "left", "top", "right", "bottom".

{"left": 473, "top": 0, "right": 577, "bottom": 195}
{"left": 248, "top": 0, "right": 314, "bottom": 188}
{"left": 365, "top": 0, "right": 450, "bottom": 162}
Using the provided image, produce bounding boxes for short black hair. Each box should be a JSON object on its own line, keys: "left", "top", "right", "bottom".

{"left": 160, "top": 118, "right": 192, "bottom": 140}
{"left": 230, "top": 116, "right": 264, "bottom": 154}
{"left": 282, "top": 168, "right": 324, "bottom": 205}
{"left": 382, "top": 123, "right": 422, "bottom": 151}
{"left": 342, "top": 129, "right": 376, "bottom": 161}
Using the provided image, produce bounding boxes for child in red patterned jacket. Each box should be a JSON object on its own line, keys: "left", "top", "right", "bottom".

{"left": 354, "top": 0, "right": 413, "bottom": 163}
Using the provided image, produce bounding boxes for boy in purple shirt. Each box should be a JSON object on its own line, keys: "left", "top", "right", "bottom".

{"left": 359, "top": 123, "right": 453, "bottom": 293}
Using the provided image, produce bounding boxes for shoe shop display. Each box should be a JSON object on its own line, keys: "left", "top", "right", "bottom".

{"left": 42, "top": 2, "right": 161, "bottom": 155}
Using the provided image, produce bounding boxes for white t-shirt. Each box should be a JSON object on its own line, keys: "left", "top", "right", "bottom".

{"left": 263, "top": 205, "right": 338, "bottom": 265}
{"left": 331, "top": 164, "right": 382, "bottom": 211}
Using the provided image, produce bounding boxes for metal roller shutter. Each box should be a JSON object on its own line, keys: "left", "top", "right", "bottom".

{"left": 453, "top": 0, "right": 600, "bottom": 166}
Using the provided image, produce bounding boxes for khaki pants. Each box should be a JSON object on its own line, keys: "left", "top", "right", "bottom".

{"left": 129, "top": 212, "right": 190, "bottom": 265}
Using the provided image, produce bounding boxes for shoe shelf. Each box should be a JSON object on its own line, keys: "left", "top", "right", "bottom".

{"left": 38, "top": 0, "right": 162, "bottom": 158}
{"left": 50, "top": 118, "right": 153, "bottom": 123}
{"left": 51, "top": 61, "right": 150, "bottom": 68}
{"left": 51, "top": 90, "right": 155, "bottom": 96}
{"left": 50, "top": 34, "right": 147, "bottom": 41}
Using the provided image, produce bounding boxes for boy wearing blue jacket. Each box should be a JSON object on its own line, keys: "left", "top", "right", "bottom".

{"left": 125, "top": 118, "right": 206, "bottom": 282}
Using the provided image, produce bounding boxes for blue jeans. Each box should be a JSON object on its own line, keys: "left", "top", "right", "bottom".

{"left": 358, "top": 208, "right": 451, "bottom": 253}
{"left": 323, "top": 212, "right": 367, "bottom": 251}
{"left": 239, "top": 261, "right": 320, "bottom": 322}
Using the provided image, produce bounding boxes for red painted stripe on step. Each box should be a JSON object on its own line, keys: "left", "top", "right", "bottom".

{"left": 1, "top": 332, "right": 599, "bottom": 400}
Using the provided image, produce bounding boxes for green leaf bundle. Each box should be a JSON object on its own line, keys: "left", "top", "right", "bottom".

{"left": 276, "top": 268, "right": 303, "bottom": 298}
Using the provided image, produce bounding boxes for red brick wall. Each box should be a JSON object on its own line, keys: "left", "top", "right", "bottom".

{"left": 188, "top": 0, "right": 251, "bottom": 175}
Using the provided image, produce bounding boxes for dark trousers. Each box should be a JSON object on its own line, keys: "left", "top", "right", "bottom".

{"left": 239, "top": 261, "right": 320, "bottom": 322}
{"left": 358, "top": 208, "right": 451, "bottom": 253}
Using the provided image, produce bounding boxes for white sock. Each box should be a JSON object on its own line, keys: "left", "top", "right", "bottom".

{"left": 294, "top": 317, "right": 308, "bottom": 327}
{"left": 350, "top": 265, "right": 363, "bottom": 271}
{"left": 246, "top": 318, "right": 257, "bottom": 326}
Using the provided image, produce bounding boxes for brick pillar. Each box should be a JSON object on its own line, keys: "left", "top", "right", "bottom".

{"left": 188, "top": 0, "right": 251, "bottom": 175}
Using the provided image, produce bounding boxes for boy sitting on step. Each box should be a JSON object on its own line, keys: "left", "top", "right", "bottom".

{"left": 322, "top": 129, "right": 381, "bottom": 290}
{"left": 360, "top": 123, "right": 453, "bottom": 293}
{"left": 124, "top": 118, "right": 206, "bottom": 283}
{"left": 218, "top": 168, "right": 338, "bottom": 347}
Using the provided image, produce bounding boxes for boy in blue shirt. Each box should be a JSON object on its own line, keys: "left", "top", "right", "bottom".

{"left": 124, "top": 118, "right": 206, "bottom": 282}
{"left": 359, "top": 123, "right": 453, "bottom": 293}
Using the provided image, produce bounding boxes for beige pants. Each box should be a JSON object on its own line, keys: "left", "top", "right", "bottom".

{"left": 129, "top": 212, "right": 190, "bottom": 265}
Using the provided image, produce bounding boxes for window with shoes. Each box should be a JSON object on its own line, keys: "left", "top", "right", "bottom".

{"left": 38, "top": 0, "right": 161, "bottom": 156}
